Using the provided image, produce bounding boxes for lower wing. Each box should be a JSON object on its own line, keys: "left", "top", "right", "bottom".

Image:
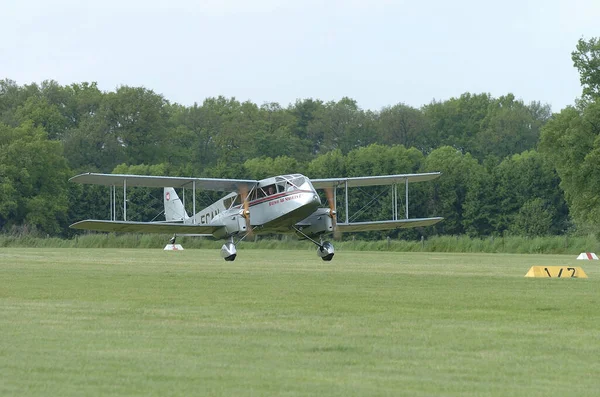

{"left": 70, "top": 220, "right": 218, "bottom": 235}
{"left": 336, "top": 217, "right": 443, "bottom": 233}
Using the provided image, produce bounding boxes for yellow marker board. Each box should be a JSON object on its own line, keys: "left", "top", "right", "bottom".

{"left": 525, "top": 266, "right": 588, "bottom": 278}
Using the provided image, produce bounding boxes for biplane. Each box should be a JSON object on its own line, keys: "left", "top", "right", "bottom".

{"left": 69, "top": 172, "right": 443, "bottom": 261}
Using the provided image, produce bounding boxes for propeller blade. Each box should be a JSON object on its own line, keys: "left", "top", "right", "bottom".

{"left": 324, "top": 187, "right": 341, "bottom": 240}
{"left": 238, "top": 184, "right": 253, "bottom": 237}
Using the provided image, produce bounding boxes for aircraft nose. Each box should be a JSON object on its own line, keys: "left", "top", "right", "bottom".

{"left": 313, "top": 194, "right": 321, "bottom": 205}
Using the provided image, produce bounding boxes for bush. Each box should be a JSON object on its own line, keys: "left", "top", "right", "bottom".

{"left": 1, "top": 232, "right": 598, "bottom": 255}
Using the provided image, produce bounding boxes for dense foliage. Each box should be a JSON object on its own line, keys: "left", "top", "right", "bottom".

{"left": 1, "top": 37, "right": 599, "bottom": 239}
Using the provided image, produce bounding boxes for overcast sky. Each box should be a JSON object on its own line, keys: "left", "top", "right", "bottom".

{"left": 1, "top": 0, "right": 598, "bottom": 112}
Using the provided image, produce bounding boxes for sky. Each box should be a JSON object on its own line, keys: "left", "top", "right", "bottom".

{"left": 1, "top": 0, "right": 598, "bottom": 112}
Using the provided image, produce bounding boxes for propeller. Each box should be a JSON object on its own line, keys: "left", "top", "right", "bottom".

{"left": 238, "top": 184, "right": 253, "bottom": 237}
{"left": 324, "top": 187, "right": 341, "bottom": 240}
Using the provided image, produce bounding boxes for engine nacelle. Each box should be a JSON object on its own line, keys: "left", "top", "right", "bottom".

{"left": 296, "top": 208, "right": 333, "bottom": 238}
{"left": 212, "top": 211, "right": 247, "bottom": 239}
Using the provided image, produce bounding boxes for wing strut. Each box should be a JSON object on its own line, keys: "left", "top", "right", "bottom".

{"left": 392, "top": 183, "right": 397, "bottom": 220}
{"left": 124, "top": 178, "right": 127, "bottom": 221}
{"left": 109, "top": 185, "right": 115, "bottom": 221}
{"left": 345, "top": 180, "right": 349, "bottom": 224}
{"left": 107, "top": 177, "right": 201, "bottom": 224}
{"left": 192, "top": 180, "right": 196, "bottom": 224}
{"left": 322, "top": 176, "right": 415, "bottom": 225}
{"left": 405, "top": 177, "right": 409, "bottom": 219}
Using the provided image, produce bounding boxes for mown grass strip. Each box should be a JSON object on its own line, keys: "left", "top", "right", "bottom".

{"left": 1, "top": 249, "right": 599, "bottom": 396}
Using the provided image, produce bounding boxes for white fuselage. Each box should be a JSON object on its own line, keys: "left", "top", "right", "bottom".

{"left": 198, "top": 174, "right": 321, "bottom": 234}
{"left": 247, "top": 189, "right": 321, "bottom": 232}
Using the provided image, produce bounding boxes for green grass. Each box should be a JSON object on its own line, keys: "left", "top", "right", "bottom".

{"left": 1, "top": 248, "right": 600, "bottom": 396}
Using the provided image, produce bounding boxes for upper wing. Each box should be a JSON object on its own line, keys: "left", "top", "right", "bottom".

{"left": 336, "top": 217, "right": 443, "bottom": 233}
{"left": 311, "top": 172, "right": 441, "bottom": 189}
{"left": 70, "top": 173, "right": 258, "bottom": 192}
{"left": 70, "top": 220, "right": 220, "bottom": 235}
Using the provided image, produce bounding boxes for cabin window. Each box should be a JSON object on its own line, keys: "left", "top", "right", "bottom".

{"left": 223, "top": 194, "right": 243, "bottom": 208}
{"left": 290, "top": 176, "right": 305, "bottom": 188}
{"left": 265, "top": 185, "right": 276, "bottom": 196}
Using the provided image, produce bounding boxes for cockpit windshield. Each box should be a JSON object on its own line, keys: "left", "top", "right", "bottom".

{"left": 273, "top": 174, "right": 307, "bottom": 192}
{"left": 252, "top": 174, "right": 311, "bottom": 200}
{"left": 289, "top": 176, "right": 305, "bottom": 188}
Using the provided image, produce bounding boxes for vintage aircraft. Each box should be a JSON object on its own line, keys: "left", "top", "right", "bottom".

{"left": 69, "top": 172, "right": 443, "bottom": 261}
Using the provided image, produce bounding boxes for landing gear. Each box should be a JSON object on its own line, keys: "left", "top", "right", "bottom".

{"left": 221, "top": 239, "right": 237, "bottom": 261}
{"left": 317, "top": 241, "right": 335, "bottom": 261}
{"left": 293, "top": 226, "right": 335, "bottom": 262}
{"left": 220, "top": 230, "right": 254, "bottom": 261}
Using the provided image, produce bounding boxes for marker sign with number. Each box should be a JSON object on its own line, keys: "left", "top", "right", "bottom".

{"left": 525, "top": 266, "right": 588, "bottom": 278}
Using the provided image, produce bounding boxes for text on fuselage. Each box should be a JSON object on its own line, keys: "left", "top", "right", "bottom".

{"left": 269, "top": 194, "right": 300, "bottom": 206}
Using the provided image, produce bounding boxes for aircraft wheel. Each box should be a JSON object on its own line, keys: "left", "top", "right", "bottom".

{"left": 321, "top": 253, "right": 334, "bottom": 261}
{"left": 221, "top": 241, "right": 237, "bottom": 261}
{"left": 317, "top": 241, "right": 335, "bottom": 261}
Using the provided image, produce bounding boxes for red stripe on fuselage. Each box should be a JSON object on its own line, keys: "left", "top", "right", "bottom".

{"left": 243, "top": 190, "right": 314, "bottom": 207}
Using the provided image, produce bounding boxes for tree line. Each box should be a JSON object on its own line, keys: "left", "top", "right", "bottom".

{"left": 1, "top": 37, "right": 599, "bottom": 239}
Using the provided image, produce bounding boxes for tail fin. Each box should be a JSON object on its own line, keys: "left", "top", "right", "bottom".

{"left": 164, "top": 188, "right": 189, "bottom": 222}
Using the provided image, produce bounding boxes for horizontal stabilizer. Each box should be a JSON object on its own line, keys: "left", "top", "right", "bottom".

{"left": 70, "top": 220, "right": 218, "bottom": 235}
{"left": 336, "top": 217, "right": 443, "bottom": 233}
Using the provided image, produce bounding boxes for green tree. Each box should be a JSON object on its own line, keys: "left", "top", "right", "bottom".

{"left": 377, "top": 103, "right": 431, "bottom": 152}
{"left": 509, "top": 198, "right": 554, "bottom": 236}
{"left": 422, "top": 93, "right": 492, "bottom": 155}
{"left": 315, "top": 98, "right": 374, "bottom": 154}
{"left": 473, "top": 95, "right": 550, "bottom": 159}
{"left": 103, "top": 86, "right": 172, "bottom": 165}
{"left": 14, "top": 95, "right": 67, "bottom": 140}
{"left": 62, "top": 109, "right": 126, "bottom": 172}
{"left": 250, "top": 103, "right": 306, "bottom": 160}
{"left": 290, "top": 98, "right": 325, "bottom": 154}
{"left": 461, "top": 156, "right": 499, "bottom": 237}
{"left": 243, "top": 156, "right": 301, "bottom": 180}
{"left": 495, "top": 150, "right": 569, "bottom": 235}
{"left": 0, "top": 122, "right": 70, "bottom": 234}
{"left": 168, "top": 103, "right": 215, "bottom": 170}
{"left": 572, "top": 37, "right": 600, "bottom": 103}
{"left": 0, "top": 80, "right": 41, "bottom": 126}
{"left": 539, "top": 103, "right": 600, "bottom": 233}
{"left": 421, "top": 146, "right": 480, "bottom": 235}
{"left": 307, "top": 149, "right": 346, "bottom": 178}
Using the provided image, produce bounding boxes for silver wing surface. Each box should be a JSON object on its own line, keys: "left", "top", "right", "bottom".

{"left": 311, "top": 172, "right": 441, "bottom": 188}
{"left": 70, "top": 172, "right": 258, "bottom": 192}
{"left": 71, "top": 220, "right": 219, "bottom": 235}
{"left": 336, "top": 217, "right": 443, "bottom": 233}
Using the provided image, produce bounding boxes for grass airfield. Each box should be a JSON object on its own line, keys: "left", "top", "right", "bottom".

{"left": 1, "top": 248, "right": 600, "bottom": 396}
